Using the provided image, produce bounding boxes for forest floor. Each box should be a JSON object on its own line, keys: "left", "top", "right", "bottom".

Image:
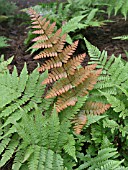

{"left": 0, "top": 0, "right": 128, "bottom": 75}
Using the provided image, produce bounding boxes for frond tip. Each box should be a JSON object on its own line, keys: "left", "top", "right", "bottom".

{"left": 72, "top": 112, "right": 87, "bottom": 134}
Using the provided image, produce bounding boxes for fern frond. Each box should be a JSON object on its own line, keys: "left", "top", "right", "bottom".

{"left": 12, "top": 148, "right": 26, "bottom": 170}
{"left": 83, "top": 101, "right": 111, "bottom": 115}
{"left": 0, "top": 55, "right": 13, "bottom": 73}
{"left": 53, "top": 69, "right": 101, "bottom": 112}
{"left": 42, "top": 53, "right": 86, "bottom": 84}
{"left": 72, "top": 112, "right": 87, "bottom": 134}
{"left": 12, "top": 108, "right": 76, "bottom": 169}
{"left": 78, "top": 147, "right": 124, "bottom": 170}
{"left": 0, "top": 137, "right": 11, "bottom": 155}
{"left": 84, "top": 38, "right": 128, "bottom": 93}
{"left": 113, "top": 35, "right": 128, "bottom": 40}
{"left": 101, "top": 92, "right": 128, "bottom": 119}
{"left": 0, "top": 36, "right": 10, "bottom": 48}
{"left": 72, "top": 101, "right": 110, "bottom": 134}
{"left": 0, "top": 135, "right": 19, "bottom": 168}
{"left": 56, "top": 95, "right": 78, "bottom": 112}
{"left": 26, "top": 145, "right": 65, "bottom": 170}
{"left": 28, "top": 10, "right": 109, "bottom": 119}
{"left": 37, "top": 40, "right": 79, "bottom": 72}
{"left": 45, "top": 64, "right": 97, "bottom": 98}
{"left": 63, "top": 135, "right": 76, "bottom": 161}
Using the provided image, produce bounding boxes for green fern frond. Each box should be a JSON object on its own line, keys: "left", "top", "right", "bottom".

{"left": 84, "top": 114, "right": 106, "bottom": 129}
{"left": 78, "top": 147, "right": 124, "bottom": 170}
{"left": 84, "top": 38, "right": 128, "bottom": 96}
{"left": 14, "top": 145, "right": 65, "bottom": 170}
{"left": 0, "top": 55, "right": 13, "bottom": 73}
{"left": 0, "top": 134, "right": 19, "bottom": 168}
{"left": 0, "top": 137, "right": 11, "bottom": 155}
{"left": 0, "top": 36, "right": 10, "bottom": 48}
{"left": 106, "top": 0, "right": 128, "bottom": 19}
{"left": 11, "top": 108, "right": 76, "bottom": 169}
{"left": 63, "top": 135, "right": 76, "bottom": 162}
{"left": 101, "top": 92, "right": 128, "bottom": 119}
{"left": 113, "top": 35, "right": 128, "bottom": 40}
{"left": 0, "top": 64, "right": 48, "bottom": 121}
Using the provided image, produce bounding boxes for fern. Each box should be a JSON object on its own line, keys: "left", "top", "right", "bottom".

{"left": 28, "top": 9, "right": 106, "bottom": 114}
{"left": 78, "top": 147, "right": 125, "bottom": 170}
{"left": 113, "top": 35, "right": 128, "bottom": 40}
{"left": 0, "top": 57, "right": 55, "bottom": 168}
{"left": 84, "top": 39, "right": 128, "bottom": 166}
{"left": 12, "top": 108, "right": 76, "bottom": 169}
{"left": 71, "top": 0, "right": 128, "bottom": 19}
{"left": 0, "top": 36, "right": 10, "bottom": 48}
{"left": 84, "top": 38, "right": 128, "bottom": 97}
{"left": 0, "top": 55, "right": 13, "bottom": 73}
{"left": 27, "top": 9, "right": 111, "bottom": 135}
{"left": 106, "top": 0, "right": 128, "bottom": 20}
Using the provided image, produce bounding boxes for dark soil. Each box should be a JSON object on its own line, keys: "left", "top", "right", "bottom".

{"left": 85, "top": 17, "right": 128, "bottom": 60}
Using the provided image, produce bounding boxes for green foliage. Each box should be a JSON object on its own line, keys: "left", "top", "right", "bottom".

{"left": 11, "top": 108, "right": 76, "bottom": 169}
{"left": 69, "top": 0, "right": 128, "bottom": 19}
{"left": 105, "top": 0, "right": 128, "bottom": 20}
{"left": 78, "top": 147, "right": 124, "bottom": 170}
{"left": 113, "top": 35, "right": 128, "bottom": 40}
{"left": 0, "top": 0, "right": 17, "bottom": 16}
{"left": 84, "top": 38, "right": 128, "bottom": 166}
{"left": 0, "top": 36, "right": 10, "bottom": 48}
{"left": 0, "top": 56, "right": 56, "bottom": 169}
{"left": 1, "top": 4, "right": 128, "bottom": 167}
{"left": 84, "top": 38, "right": 128, "bottom": 96}
{"left": 0, "top": 56, "right": 80, "bottom": 169}
{"left": 0, "top": 15, "right": 8, "bottom": 23}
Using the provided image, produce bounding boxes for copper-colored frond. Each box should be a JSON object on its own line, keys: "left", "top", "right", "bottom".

{"left": 28, "top": 8, "right": 38, "bottom": 18}
{"left": 60, "top": 41, "right": 79, "bottom": 63}
{"left": 69, "top": 64, "right": 97, "bottom": 87}
{"left": 77, "top": 69, "right": 102, "bottom": 96}
{"left": 46, "top": 84, "right": 73, "bottom": 98}
{"left": 32, "top": 35, "right": 48, "bottom": 42}
{"left": 50, "top": 34, "right": 67, "bottom": 52}
{"left": 42, "top": 71, "right": 67, "bottom": 84}
{"left": 32, "top": 41, "right": 53, "bottom": 49}
{"left": 43, "top": 20, "right": 50, "bottom": 31}
{"left": 84, "top": 102, "right": 111, "bottom": 115}
{"left": 56, "top": 96, "right": 78, "bottom": 112}
{"left": 32, "top": 25, "right": 42, "bottom": 29}
{"left": 65, "top": 53, "right": 86, "bottom": 75}
{"left": 34, "top": 52, "right": 58, "bottom": 59}
{"left": 49, "top": 28, "right": 62, "bottom": 44}
{"left": 38, "top": 58, "right": 63, "bottom": 72}
{"left": 72, "top": 113, "right": 87, "bottom": 134}
{"left": 45, "top": 79, "right": 73, "bottom": 98}
{"left": 35, "top": 33, "right": 66, "bottom": 59}
{"left": 42, "top": 66, "right": 68, "bottom": 84}
{"left": 32, "top": 30, "right": 44, "bottom": 34}
{"left": 45, "top": 22, "right": 56, "bottom": 35}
